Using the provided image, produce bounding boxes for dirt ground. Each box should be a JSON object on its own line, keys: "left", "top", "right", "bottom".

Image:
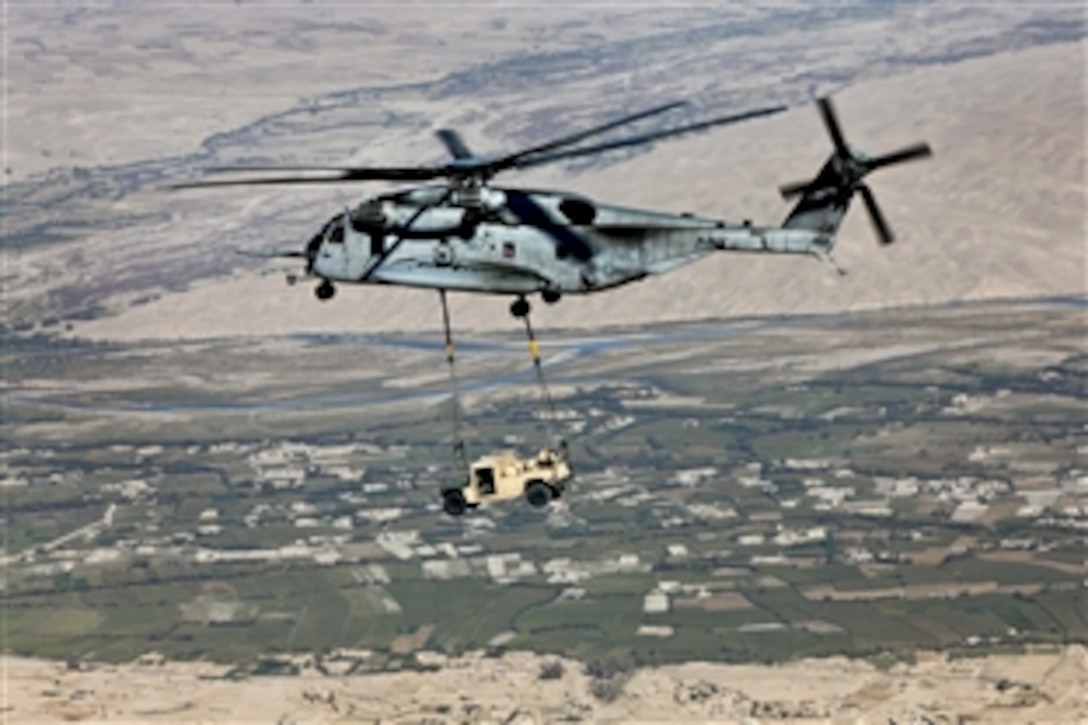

{"left": 3, "top": 646, "right": 1085, "bottom": 723}
{"left": 6, "top": 5, "right": 1084, "bottom": 340}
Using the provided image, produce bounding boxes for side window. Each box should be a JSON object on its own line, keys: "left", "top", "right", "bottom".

{"left": 475, "top": 467, "right": 495, "bottom": 495}
{"left": 328, "top": 224, "right": 345, "bottom": 244}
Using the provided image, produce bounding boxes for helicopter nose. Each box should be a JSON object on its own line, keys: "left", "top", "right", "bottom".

{"left": 304, "top": 233, "right": 322, "bottom": 273}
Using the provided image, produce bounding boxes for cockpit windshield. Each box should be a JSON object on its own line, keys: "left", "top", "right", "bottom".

{"left": 325, "top": 217, "right": 345, "bottom": 244}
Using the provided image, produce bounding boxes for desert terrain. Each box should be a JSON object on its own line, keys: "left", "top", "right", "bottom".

{"left": 3, "top": 2, "right": 1086, "bottom": 724}
{"left": 4, "top": 2, "right": 1084, "bottom": 339}
{"left": 5, "top": 645, "right": 1085, "bottom": 723}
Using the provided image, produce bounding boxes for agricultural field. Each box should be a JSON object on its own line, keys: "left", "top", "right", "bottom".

{"left": 3, "top": 298, "right": 1085, "bottom": 671}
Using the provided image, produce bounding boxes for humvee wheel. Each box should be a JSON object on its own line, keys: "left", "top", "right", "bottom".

{"left": 443, "top": 490, "right": 467, "bottom": 516}
{"left": 525, "top": 480, "right": 552, "bottom": 508}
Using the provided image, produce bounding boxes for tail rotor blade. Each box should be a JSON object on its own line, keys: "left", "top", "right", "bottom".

{"left": 866, "top": 142, "right": 933, "bottom": 171}
{"left": 859, "top": 184, "right": 895, "bottom": 245}
{"left": 779, "top": 179, "right": 815, "bottom": 199}
{"left": 818, "top": 97, "right": 850, "bottom": 158}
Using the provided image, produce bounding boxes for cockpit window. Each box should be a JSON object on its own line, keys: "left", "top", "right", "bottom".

{"left": 327, "top": 219, "right": 345, "bottom": 244}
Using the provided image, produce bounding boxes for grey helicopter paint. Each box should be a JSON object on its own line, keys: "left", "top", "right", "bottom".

{"left": 174, "top": 97, "right": 931, "bottom": 316}
{"left": 312, "top": 186, "right": 834, "bottom": 296}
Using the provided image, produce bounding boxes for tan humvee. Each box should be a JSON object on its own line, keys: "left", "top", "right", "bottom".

{"left": 441, "top": 447, "right": 572, "bottom": 515}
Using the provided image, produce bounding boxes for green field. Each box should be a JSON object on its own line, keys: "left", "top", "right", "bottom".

{"left": 3, "top": 301, "right": 1085, "bottom": 668}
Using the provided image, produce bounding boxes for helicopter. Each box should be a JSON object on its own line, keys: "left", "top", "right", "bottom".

{"left": 172, "top": 96, "right": 933, "bottom": 321}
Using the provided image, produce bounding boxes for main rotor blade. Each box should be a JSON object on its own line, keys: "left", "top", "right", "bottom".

{"left": 817, "top": 97, "right": 850, "bottom": 159}
{"left": 201, "top": 165, "right": 449, "bottom": 178}
{"left": 491, "top": 100, "right": 688, "bottom": 171}
{"left": 858, "top": 184, "right": 894, "bottom": 245}
{"left": 168, "top": 166, "right": 445, "bottom": 189}
{"left": 203, "top": 165, "right": 373, "bottom": 172}
{"left": 511, "top": 104, "right": 787, "bottom": 171}
{"left": 236, "top": 249, "right": 308, "bottom": 259}
{"left": 865, "top": 142, "right": 933, "bottom": 171}
{"left": 435, "top": 129, "right": 475, "bottom": 160}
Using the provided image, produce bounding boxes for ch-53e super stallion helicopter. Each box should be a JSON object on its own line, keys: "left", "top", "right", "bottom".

{"left": 173, "top": 95, "right": 931, "bottom": 514}
{"left": 173, "top": 96, "right": 931, "bottom": 317}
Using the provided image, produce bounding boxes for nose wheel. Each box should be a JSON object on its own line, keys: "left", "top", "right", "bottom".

{"left": 315, "top": 280, "right": 336, "bottom": 301}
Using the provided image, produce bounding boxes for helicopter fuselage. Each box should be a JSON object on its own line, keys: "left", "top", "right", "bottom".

{"left": 177, "top": 95, "right": 930, "bottom": 304}
{"left": 308, "top": 185, "right": 832, "bottom": 298}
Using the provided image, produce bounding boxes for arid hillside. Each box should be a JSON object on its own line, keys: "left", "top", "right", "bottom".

{"left": 4, "top": 3, "right": 1084, "bottom": 340}
{"left": 4, "top": 646, "right": 1085, "bottom": 723}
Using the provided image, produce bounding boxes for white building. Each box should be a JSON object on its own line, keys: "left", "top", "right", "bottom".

{"left": 643, "top": 590, "right": 670, "bottom": 614}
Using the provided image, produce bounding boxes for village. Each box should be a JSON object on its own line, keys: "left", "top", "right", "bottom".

{"left": 4, "top": 404, "right": 1084, "bottom": 660}
{"left": 2, "top": 294, "right": 1084, "bottom": 671}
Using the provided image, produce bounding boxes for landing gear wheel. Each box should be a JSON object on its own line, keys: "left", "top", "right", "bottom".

{"left": 525, "top": 480, "right": 552, "bottom": 508}
{"left": 542, "top": 290, "right": 561, "bottom": 305}
{"left": 443, "top": 489, "right": 467, "bottom": 516}
{"left": 510, "top": 297, "right": 530, "bottom": 318}
{"left": 315, "top": 280, "right": 336, "bottom": 301}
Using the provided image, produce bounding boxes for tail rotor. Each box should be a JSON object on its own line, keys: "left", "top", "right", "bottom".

{"left": 780, "top": 97, "right": 932, "bottom": 245}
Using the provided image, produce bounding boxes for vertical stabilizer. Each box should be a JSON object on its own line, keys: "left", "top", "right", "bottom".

{"left": 782, "top": 156, "right": 855, "bottom": 237}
